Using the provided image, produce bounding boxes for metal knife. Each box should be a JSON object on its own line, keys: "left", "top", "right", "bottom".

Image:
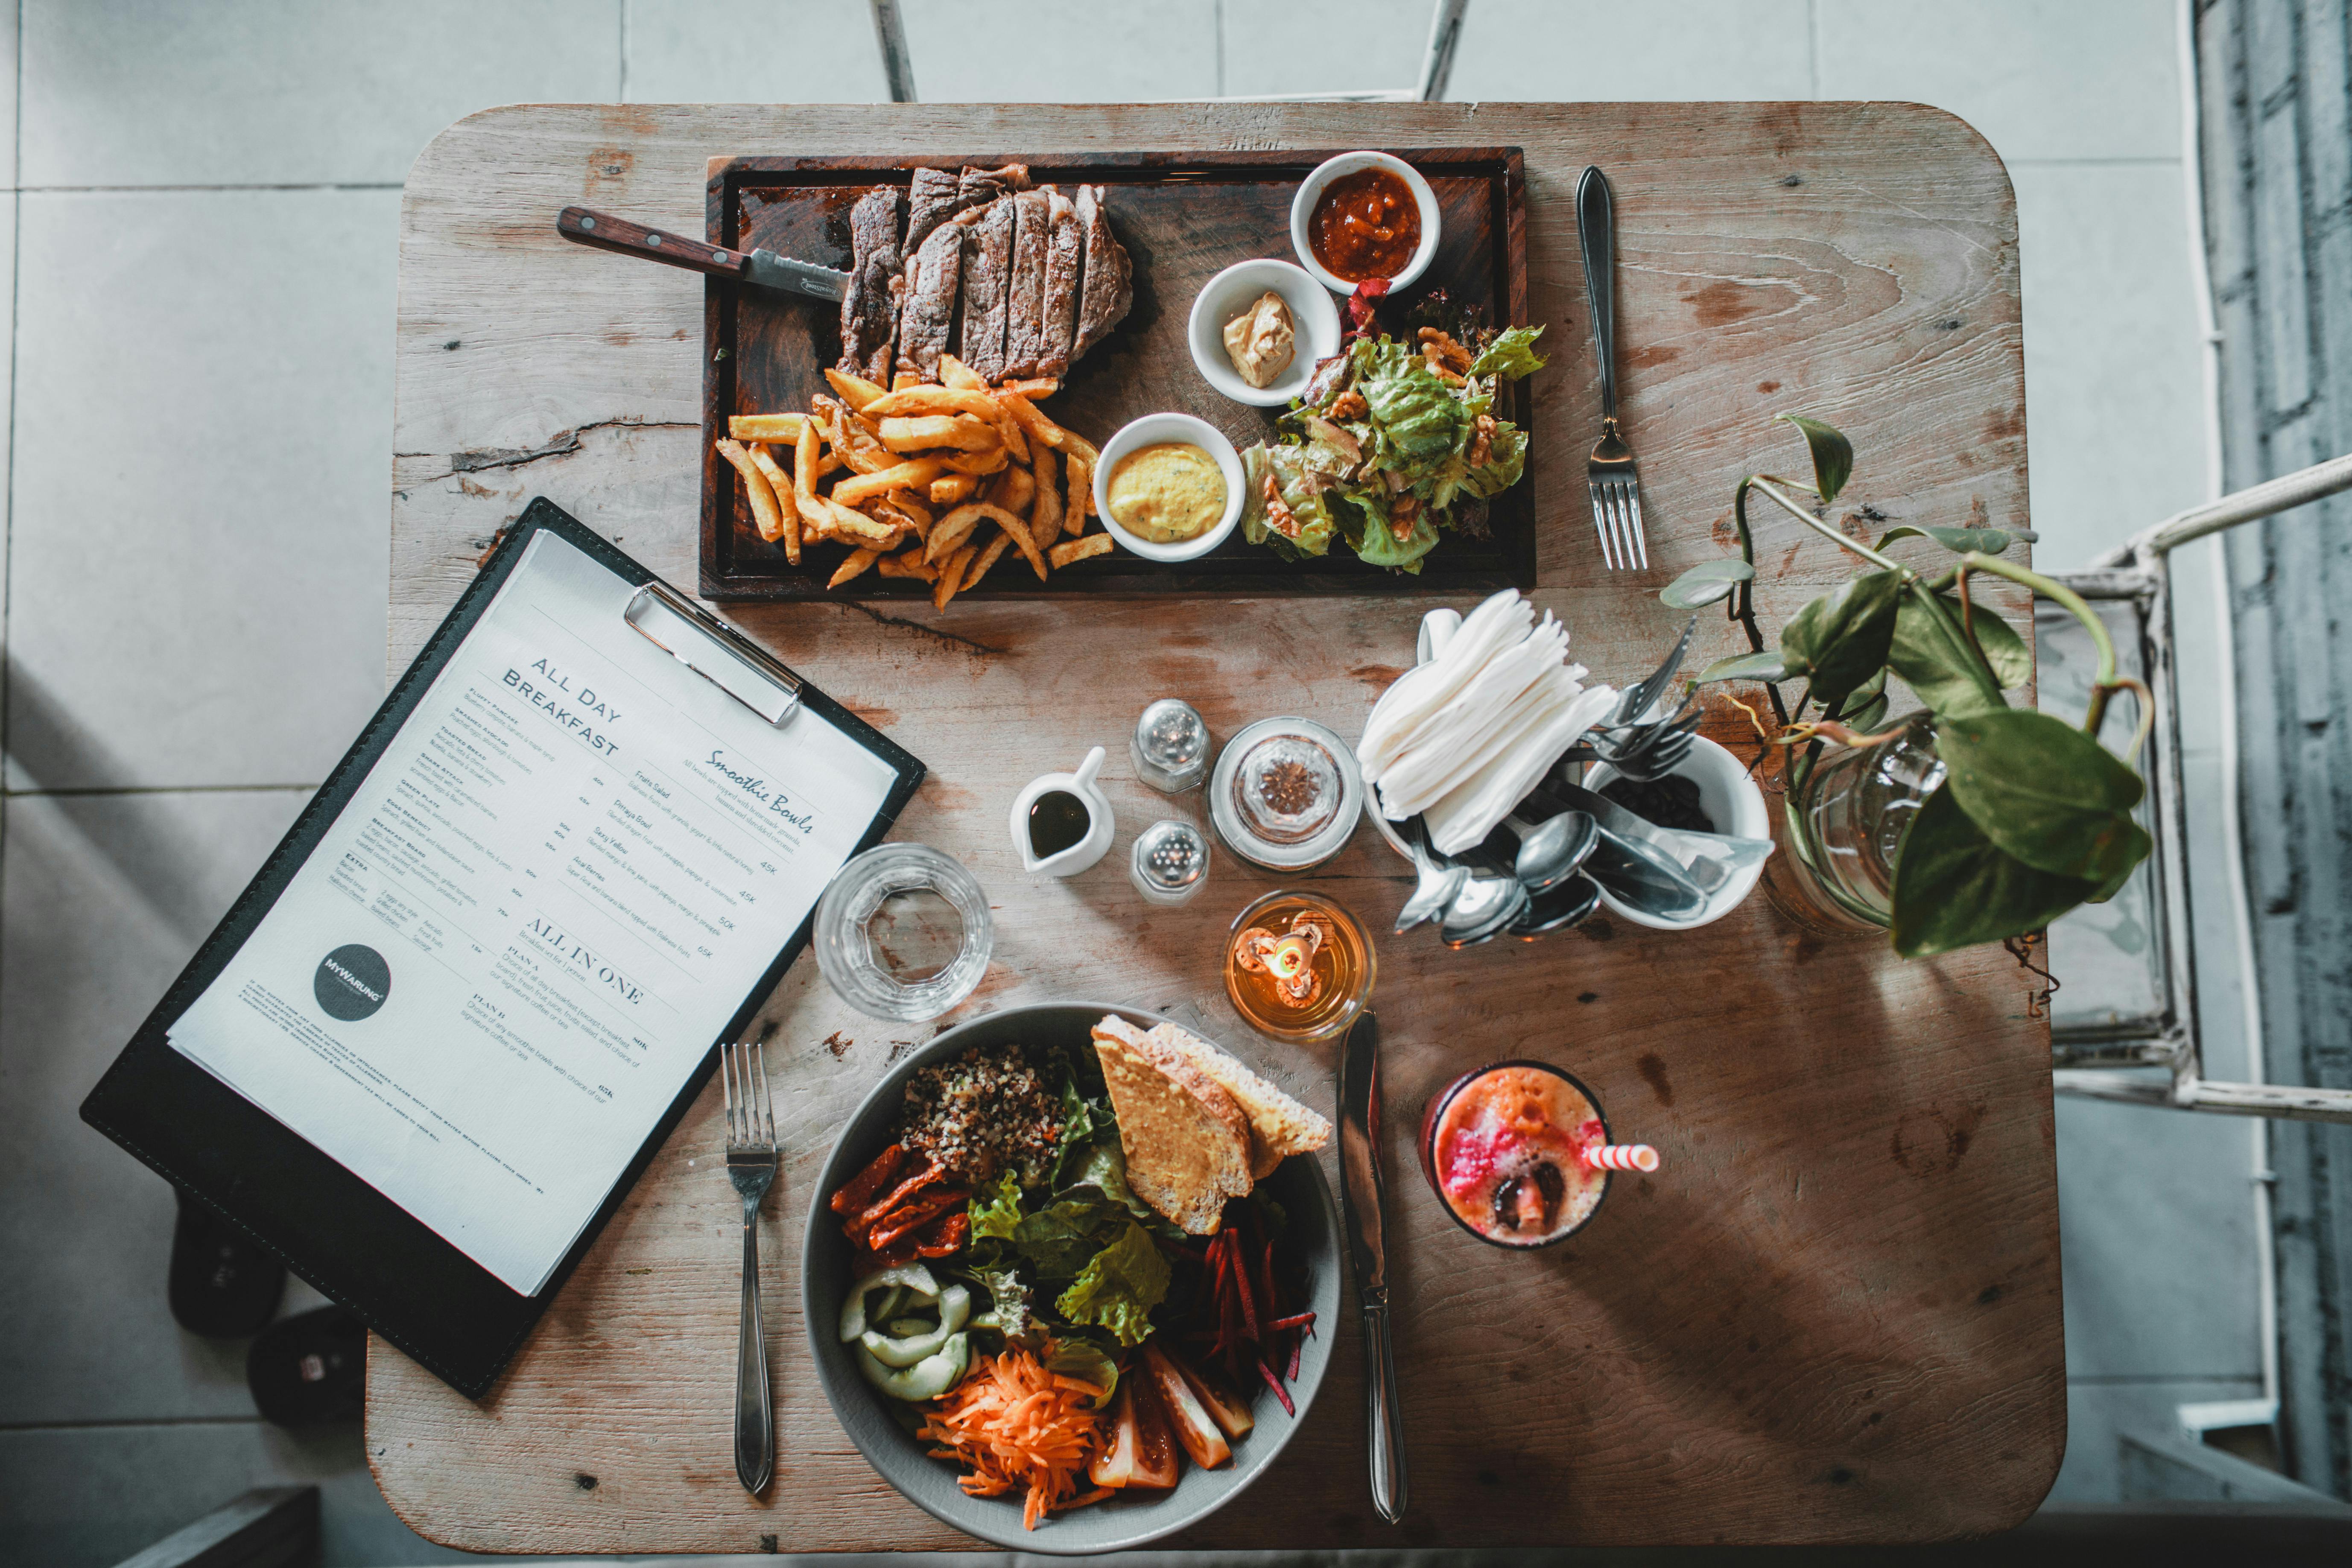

{"left": 1338, "top": 1011, "right": 1408, "bottom": 1523}
{"left": 556, "top": 206, "right": 849, "bottom": 302}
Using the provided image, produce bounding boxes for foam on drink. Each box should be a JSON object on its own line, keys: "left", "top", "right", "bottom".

{"left": 1422, "top": 1063, "right": 1610, "bottom": 1246}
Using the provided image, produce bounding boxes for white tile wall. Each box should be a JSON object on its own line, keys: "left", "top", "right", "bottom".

{"left": 18, "top": 0, "right": 620, "bottom": 188}
{"left": 0, "top": 3, "right": 2274, "bottom": 1559}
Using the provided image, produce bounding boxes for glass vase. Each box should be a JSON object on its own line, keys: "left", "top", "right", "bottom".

{"left": 1762, "top": 712, "right": 1945, "bottom": 936}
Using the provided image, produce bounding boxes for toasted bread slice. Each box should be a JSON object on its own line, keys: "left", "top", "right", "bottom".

{"left": 1091, "top": 1016, "right": 1252, "bottom": 1234}
{"left": 1145, "top": 1022, "right": 1333, "bottom": 1180}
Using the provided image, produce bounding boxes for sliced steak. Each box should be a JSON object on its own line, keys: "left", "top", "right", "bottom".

{"left": 955, "top": 198, "right": 1017, "bottom": 383}
{"left": 1037, "top": 186, "right": 1083, "bottom": 376}
{"left": 896, "top": 220, "right": 964, "bottom": 382}
{"left": 904, "top": 166, "right": 965, "bottom": 253}
{"left": 958, "top": 163, "right": 1031, "bottom": 206}
{"left": 1072, "top": 184, "right": 1133, "bottom": 362}
{"left": 1003, "top": 189, "right": 1051, "bottom": 378}
{"left": 839, "top": 186, "right": 904, "bottom": 381}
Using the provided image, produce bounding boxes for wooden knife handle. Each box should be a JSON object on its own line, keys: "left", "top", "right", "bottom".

{"left": 556, "top": 207, "right": 748, "bottom": 278}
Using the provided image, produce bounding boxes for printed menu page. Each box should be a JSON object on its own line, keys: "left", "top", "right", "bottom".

{"left": 169, "top": 531, "right": 898, "bottom": 1295}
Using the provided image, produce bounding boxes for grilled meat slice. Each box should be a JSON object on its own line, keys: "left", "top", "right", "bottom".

{"left": 839, "top": 186, "right": 905, "bottom": 381}
{"left": 904, "top": 166, "right": 965, "bottom": 254}
{"left": 1072, "top": 184, "right": 1133, "bottom": 361}
{"left": 955, "top": 197, "right": 1017, "bottom": 382}
{"left": 896, "top": 220, "right": 964, "bottom": 382}
{"left": 958, "top": 162, "right": 1031, "bottom": 206}
{"left": 1004, "top": 189, "right": 1051, "bottom": 378}
{"left": 1037, "top": 186, "right": 1083, "bottom": 376}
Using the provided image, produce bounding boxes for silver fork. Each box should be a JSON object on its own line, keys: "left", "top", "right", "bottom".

{"left": 1577, "top": 165, "right": 1647, "bottom": 570}
{"left": 722, "top": 1041, "right": 778, "bottom": 1495}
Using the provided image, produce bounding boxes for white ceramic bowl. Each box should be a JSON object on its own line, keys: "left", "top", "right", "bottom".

{"left": 1186, "top": 258, "right": 1344, "bottom": 407}
{"left": 1091, "top": 412, "right": 1246, "bottom": 563}
{"left": 1584, "top": 736, "right": 1772, "bottom": 931}
{"left": 1288, "top": 151, "right": 1443, "bottom": 295}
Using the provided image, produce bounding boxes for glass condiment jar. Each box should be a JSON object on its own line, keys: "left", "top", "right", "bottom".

{"left": 1223, "top": 888, "right": 1375, "bottom": 1044}
{"left": 1130, "top": 818, "right": 1210, "bottom": 905}
{"left": 1208, "top": 716, "right": 1364, "bottom": 871}
{"left": 1131, "top": 698, "right": 1210, "bottom": 793}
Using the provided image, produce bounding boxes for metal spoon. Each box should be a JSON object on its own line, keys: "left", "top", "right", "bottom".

{"left": 1439, "top": 871, "right": 1529, "bottom": 948}
{"left": 1395, "top": 815, "right": 1470, "bottom": 934}
{"left": 1584, "top": 825, "right": 1709, "bottom": 922}
{"left": 1505, "top": 808, "right": 1599, "bottom": 894}
{"left": 1509, "top": 873, "right": 1603, "bottom": 937}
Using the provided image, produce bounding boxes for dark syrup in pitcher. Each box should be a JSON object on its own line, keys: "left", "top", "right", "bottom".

{"left": 1027, "top": 790, "right": 1093, "bottom": 859}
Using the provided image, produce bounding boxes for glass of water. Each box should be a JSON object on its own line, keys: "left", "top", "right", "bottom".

{"left": 812, "top": 843, "right": 993, "bottom": 1022}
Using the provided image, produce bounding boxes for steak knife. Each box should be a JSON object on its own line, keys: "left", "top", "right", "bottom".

{"left": 556, "top": 207, "right": 849, "bottom": 301}
{"left": 1338, "top": 1011, "right": 1408, "bottom": 1523}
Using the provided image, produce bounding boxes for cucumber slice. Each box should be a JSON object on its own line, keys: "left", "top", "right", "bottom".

{"left": 884, "top": 1317, "right": 932, "bottom": 1338}
{"left": 837, "top": 1265, "right": 941, "bottom": 1342}
{"left": 856, "top": 1333, "right": 971, "bottom": 1400}
{"left": 860, "top": 1286, "right": 970, "bottom": 1367}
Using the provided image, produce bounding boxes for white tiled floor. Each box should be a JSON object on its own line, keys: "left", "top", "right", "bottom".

{"left": 0, "top": 3, "right": 2261, "bottom": 1562}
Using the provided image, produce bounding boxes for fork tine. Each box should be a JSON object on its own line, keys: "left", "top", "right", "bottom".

{"left": 756, "top": 1039, "right": 775, "bottom": 1146}
{"left": 1605, "top": 481, "right": 1634, "bottom": 573}
{"left": 1587, "top": 480, "right": 1619, "bottom": 570}
{"left": 720, "top": 1045, "right": 736, "bottom": 1144}
{"left": 1626, "top": 482, "right": 1649, "bottom": 568}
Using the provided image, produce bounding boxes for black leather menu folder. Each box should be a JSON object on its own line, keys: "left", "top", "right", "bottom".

{"left": 80, "top": 497, "right": 924, "bottom": 1398}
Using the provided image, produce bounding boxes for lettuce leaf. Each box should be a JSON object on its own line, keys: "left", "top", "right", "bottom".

{"left": 969, "top": 1170, "right": 1026, "bottom": 1244}
{"left": 1059, "top": 1136, "right": 1154, "bottom": 1221}
{"left": 1357, "top": 340, "right": 1470, "bottom": 483}
{"left": 1239, "top": 444, "right": 1338, "bottom": 557}
{"left": 1347, "top": 497, "right": 1442, "bottom": 573}
{"left": 1054, "top": 1222, "right": 1170, "bottom": 1348}
{"left": 1460, "top": 420, "right": 1529, "bottom": 500}
{"left": 1043, "top": 1336, "right": 1119, "bottom": 1405}
{"left": 969, "top": 1263, "right": 1034, "bottom": 1342}
{"left": 1470, "top": 323, "right": 1548, "bottom": 381}
{"left": 1014, "top": 1196, "right": 1126, "bottom": 1279}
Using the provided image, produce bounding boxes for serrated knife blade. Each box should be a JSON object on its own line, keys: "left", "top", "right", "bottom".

{"left": 556, "top": 206, "right": 848, "bottom": 302}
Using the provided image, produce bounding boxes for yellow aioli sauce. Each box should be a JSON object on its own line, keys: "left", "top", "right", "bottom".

{"left": 1106, "top": 442, "right": 1227, "bottom": 544}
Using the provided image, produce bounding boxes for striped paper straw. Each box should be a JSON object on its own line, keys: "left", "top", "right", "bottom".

{"left": 1584, "top": 1144, "right": 1660, "bottom": 1173}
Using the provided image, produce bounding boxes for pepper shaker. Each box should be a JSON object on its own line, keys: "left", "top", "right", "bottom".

{"left": 1131, "top": 698, "right": 1210, "bottom": 794}
{"left": 1130, "top": 819, "right": 1210, "bottom": 905}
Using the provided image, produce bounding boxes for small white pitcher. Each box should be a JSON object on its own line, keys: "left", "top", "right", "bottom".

{"left": 1009, "top": 746, "right": 1116, "bottom": 876}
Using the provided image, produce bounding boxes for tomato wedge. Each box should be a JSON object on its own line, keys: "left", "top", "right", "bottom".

{"left": 1142, "top": 1342, "right": 1230, "bottom": 1469}
{"left": 1087, "top": 1374, "right": 1179, "bottom": 1490}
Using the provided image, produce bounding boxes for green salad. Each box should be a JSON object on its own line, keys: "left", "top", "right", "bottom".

{"left": 1238, "top": 322, "right": 1547, "bottom": 573}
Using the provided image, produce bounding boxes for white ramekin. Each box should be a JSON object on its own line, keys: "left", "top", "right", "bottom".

{"left": 1090, "top": 413, "right": 1246, "bottom": 564}
{"left": 1289, "top": 151, "right": 1443, "bottom": 295}
{"left": 1186, "top": 257, "right": 1345, "bottom": 407}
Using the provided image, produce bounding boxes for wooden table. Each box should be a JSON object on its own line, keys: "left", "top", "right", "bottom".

{"left": 370, "top": 102, "right": 2059, "bottom": 1552}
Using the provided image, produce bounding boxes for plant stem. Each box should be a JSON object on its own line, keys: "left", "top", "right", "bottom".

{"left": 1730, "top": 478, "right": 1791, "bottom": 730}
{"left": 1958, "top": 551, "right": 2120, "bottom": 738}
{"left": 1749, "top": 477, "right": 1904, "bottom": 569}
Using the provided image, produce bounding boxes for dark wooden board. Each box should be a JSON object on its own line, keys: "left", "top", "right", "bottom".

{"left": 697, "top": 147, "right": 1531, "bottom": 601}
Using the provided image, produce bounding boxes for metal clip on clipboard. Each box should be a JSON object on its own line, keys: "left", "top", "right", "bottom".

{"left": 622, "top": 581, "right": 803, "bottom": 727}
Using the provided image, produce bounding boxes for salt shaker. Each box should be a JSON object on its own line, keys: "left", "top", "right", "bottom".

{"left": 1131, "top": 698, "right": 1210, "bottom": 794}
{"left": 1130, "top": 819, "right": 1210, "bottom": 905}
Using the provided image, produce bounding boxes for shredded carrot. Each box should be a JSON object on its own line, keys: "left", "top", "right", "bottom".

{"left": 916, "top": 1347, "right": 1112, "bottom": 1530}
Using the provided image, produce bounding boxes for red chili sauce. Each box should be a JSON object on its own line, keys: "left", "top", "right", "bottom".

{"left": 1308, "top": 166, "right": 1422, "bottom": 283}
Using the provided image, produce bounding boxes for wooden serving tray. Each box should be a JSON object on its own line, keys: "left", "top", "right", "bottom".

{"left": 697, "top": 148, "right": 1531, "bottom": 601}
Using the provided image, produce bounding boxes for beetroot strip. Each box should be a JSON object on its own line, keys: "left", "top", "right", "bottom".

{"left": 1256, "top": 1353, "right": 1296, "bottom": 1415}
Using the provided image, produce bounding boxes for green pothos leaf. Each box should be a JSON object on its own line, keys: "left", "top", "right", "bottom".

{"left": 1777, "top": 414, "right": 1854, "bottom": 504}
{"left": 1779, "top": 569, "right": 1904, "bottom": 712}
{"left": 1886, "top": 589, "right": 2011, "bottom": 720}
{"left": 1659, "top": 558, "right": 1754, "bottom": 609}
{"left": 1891, "top": 783, "right": 2103, "bottom": 958}
{"left": 1695, "top": 649, "right": 1787, "bottom": 684}
{"left": 1876, "top": 523, "right": 2039, "bottom": 555}
{"left": 1936, "top": 709, "right": 2151, "bottom": 884}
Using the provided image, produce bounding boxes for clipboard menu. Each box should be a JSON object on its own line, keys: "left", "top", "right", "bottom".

{"left": 82, "top": 499, "right": 923, "bottom": 1393}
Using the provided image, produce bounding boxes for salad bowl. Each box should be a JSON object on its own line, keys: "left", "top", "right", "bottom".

{"left": 801, "top": 1000, "right": 1341, "bottom": 1553}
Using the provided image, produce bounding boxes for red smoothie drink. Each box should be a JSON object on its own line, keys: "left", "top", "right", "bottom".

{"left": 1419, "top": 1062, "right": 1617, "bottom": 1247}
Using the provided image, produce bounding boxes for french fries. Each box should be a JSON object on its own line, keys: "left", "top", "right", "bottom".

{"left": 715, "top": 439, "right": 788, "bottom": 546}
{"left": 879, "top": 415, "right": 998, "bottom": 453}
{"left": 728, "top": 413, "right": 806, "bottom": 443}
{"left": 718, "top": 370, "right": 1106, "bottom": 609}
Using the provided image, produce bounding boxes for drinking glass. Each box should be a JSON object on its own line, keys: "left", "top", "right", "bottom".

{"left": 1419, "top": 1061, "right": 1616, "bottom": 1250}
{"left": 812, "top": 844, "right": 992, "bottom": 1021}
